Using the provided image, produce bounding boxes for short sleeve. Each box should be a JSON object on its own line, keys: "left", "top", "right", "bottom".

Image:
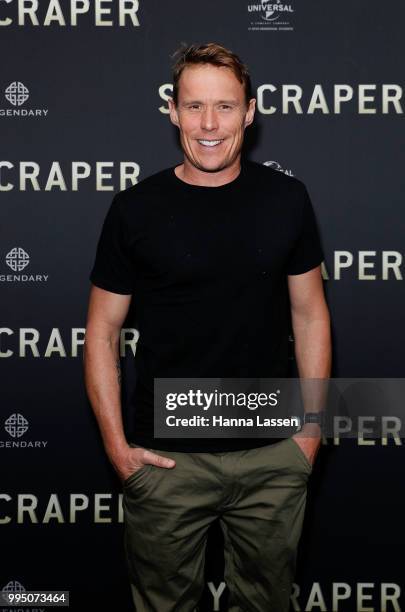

{"left": 287, "top": 184, "right": 324, "bottom": 275}
{"left": 89, "top": 195, "right": 135, "bottom": 294}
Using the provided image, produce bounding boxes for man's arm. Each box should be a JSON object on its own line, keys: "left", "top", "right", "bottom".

{"left": 287, "top": 265, "right": 332, "bottom": 462}
{"left": 83, "top": 285, "right": 175, "bottom": 482}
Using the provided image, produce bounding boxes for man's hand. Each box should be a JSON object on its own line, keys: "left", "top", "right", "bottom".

{"left": 292, "top": 423, "right": 322, "bottom": 466}
{"left": 110, "top": 446, "right": 176, "bottom": 483}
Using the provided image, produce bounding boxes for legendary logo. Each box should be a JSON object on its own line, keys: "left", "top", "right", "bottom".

{"left": 5, "top": 81, "right": 29, "bottom": 106}
{"left": 1, "top": 81, "right": 48, "bottom": 117}
{"left": 1, "top": 414, "right": 47, "bottom": 448}
{"left": 4, "top": 413, "right": 29, "bottom": 438}
{"left": 2, "top": 247, "right": 49, "bottom": 283}
{"left": 5, "top": 246, "right": 30, "bottom": 271}
{"left": 1, "top": 581, "right": 26, "bottom": 606}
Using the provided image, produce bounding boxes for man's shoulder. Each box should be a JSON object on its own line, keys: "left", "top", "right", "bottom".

{"left": 244, "top": 159, "right": 306, "bottom": 194}
{"left": 115, "top": 166, "right": 172, "bottom": 202}
{"left": 108, "top": 166, "right": 174, "bottom": 220}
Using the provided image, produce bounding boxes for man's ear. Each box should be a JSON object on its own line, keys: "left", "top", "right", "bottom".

{"left": 168, "top": 97, "right": 180, "bottom": 127}
{"left": 244, "top": 98, "right": 256, "bottom": 127}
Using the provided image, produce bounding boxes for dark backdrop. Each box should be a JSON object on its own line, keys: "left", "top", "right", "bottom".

{"left": 1, "top": 1, "right": 404, "bottom": 610}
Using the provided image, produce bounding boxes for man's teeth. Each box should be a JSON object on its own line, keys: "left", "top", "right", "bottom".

{"left": 198, "top": 139, "right": 223, "bottom": 147}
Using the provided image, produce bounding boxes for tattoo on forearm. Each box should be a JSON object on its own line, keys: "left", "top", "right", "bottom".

{"left": 116, "top": 358, "right": 122, "bottom": 386}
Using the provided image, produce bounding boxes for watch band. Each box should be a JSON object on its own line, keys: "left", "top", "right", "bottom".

{"left": 303, "top": 412, "right": 324, "bottom": 425}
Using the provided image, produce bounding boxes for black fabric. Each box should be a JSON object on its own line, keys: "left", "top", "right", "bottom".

{"left": 89, "top": 159, "right": 324, "bottom": 452}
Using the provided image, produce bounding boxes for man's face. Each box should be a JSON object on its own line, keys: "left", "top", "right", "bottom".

{"left": 169, "top": 64, "right": 256, "bottom": 173}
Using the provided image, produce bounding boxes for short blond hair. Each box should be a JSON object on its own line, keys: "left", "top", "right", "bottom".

{"left": 171, "top": 42, "right": 253, "bottom": 106}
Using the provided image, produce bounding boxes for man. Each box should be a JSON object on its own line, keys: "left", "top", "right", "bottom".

{"left": 84, "top": 42, "right": 331, "bottom": 612}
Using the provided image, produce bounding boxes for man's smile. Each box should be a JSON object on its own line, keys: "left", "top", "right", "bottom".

{"left": 196, "top": 139, "right": 224, "bottom": 147}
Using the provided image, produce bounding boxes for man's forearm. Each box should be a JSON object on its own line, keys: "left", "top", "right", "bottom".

{"left": 293, "top": 312, "right": 331, "bottom": 378}
{"left": 292, "top": 312, "right": 331, "bottom": 419}
{"left": 83, "top": 327, "right": 129, "bottom": 461}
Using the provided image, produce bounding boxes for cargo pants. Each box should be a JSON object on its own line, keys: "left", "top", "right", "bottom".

{"left": 122, "top": 437, "right": 312, "bottom": 612}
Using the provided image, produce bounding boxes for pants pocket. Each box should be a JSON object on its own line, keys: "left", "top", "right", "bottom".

{"left": 287, "top": 437, "right": 313, "bottom": 474}
{"left": 123, "top": 462, "right": 152, "bottom": 488}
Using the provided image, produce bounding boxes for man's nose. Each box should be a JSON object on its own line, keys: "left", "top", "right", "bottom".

{"left": 200, "top": 106, "right": 219, "bottom": 131}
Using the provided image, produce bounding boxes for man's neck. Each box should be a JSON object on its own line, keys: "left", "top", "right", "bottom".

{"left": 175, "top": 158, "right": 242, "bottom": 187}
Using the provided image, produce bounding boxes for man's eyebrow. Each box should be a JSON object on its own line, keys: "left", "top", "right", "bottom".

{"left": 180, "top": 99, "right": 240, "bottom": 105}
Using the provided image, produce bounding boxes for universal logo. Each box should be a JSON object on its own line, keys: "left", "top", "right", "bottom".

{"left": 248, "top": 0, "right": 294, "bottom": 32}
{"left": 1, "top": 413, "right": 48, "bottom": 448}
{"left": 263, "top": 160, "right": 294, "bottom": 176}
{"left": 1, "top": 247, "right": 49, "bottom": 283}
{"left": 0, "top": 81, "right": 49, "bottom": 117}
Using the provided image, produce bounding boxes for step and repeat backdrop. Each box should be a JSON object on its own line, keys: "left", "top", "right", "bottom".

{"left": 1, "top": 1, "right": 405, "bottom": 610}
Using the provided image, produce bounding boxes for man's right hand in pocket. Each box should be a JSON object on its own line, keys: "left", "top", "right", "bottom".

{"left": 110, "top": 446, "right": 176, "bottom": 483}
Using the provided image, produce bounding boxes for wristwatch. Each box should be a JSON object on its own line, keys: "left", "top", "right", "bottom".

{"left": 303, "top": 412, "right": 324, "bottom": 426}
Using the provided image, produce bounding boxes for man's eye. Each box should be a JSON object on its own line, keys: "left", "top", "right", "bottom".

{"left": 219, "top": 105, "right": 232, "bottom": 110}
{"left": 189, "top": 104, "right": 200, "bottom": 110}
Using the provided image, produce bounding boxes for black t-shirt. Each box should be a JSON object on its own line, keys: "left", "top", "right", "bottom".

{"left": 89, "top": 159, "right": 324, "bottom": 452}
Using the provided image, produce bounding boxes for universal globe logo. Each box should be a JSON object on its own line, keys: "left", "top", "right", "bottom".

{"left": 263, "top": 0, "right": 281, "bottom": 21}
{"left": 5, "top": 81, "right": 29, "bottom": 106}
{"left": 263, "top": 160, "right": 294, "bottom": 176}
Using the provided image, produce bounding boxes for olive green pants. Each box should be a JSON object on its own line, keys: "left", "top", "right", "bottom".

{"left": 122, "top": 437, "right": 312, "bottom": 612}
